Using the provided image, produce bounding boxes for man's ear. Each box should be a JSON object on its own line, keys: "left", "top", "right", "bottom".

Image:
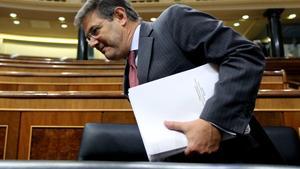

{"left": 113, "top": 7, "right": 127, "bottom": 26}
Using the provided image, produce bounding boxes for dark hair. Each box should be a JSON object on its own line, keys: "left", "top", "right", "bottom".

{"left": 74, "top": 0, "right": 139, "bottom": 27}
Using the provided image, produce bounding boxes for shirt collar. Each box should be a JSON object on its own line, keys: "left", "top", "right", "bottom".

{"left": 130, "top": 24, "right": 140, "bottom": 51}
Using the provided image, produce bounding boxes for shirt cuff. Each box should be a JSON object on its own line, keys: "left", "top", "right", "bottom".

{"left": 210, "top": 122, "right": 251, "bottom": 141}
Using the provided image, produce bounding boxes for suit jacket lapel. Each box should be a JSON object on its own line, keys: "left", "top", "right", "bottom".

{"left": 137, "top": 22, "right": 153, "bottom": 84}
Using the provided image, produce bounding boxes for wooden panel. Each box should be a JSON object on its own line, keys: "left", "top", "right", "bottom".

{"left": 0, "top": 84, "right": 18, "bottom": 90}
{"left": 0, "top": 65, "right": 124, "bottom": 73}
{"left": 29, "top": 127, "right": 83, "bottom": 160}
{"left": 0, "top": 111, "right": 20, "bottom": 159}
{"left": 18, "top": 111, "right": 102, "bottom": 160}
{"left": 0, "top": 55, "right": 125, "bottom": 65}
{"left": 0, "top": 126, "right": 8, "bottom": 160}
{"left": 255, "top": 90, "right": 300, "bottom": 134}
{"left": 0, "top": 97, "right": 131, "bottom": 110}
{"left": 0, "top": 75, "right": 123, "bottom": 83}
{"left": 259, "top": 83, "right": 284, "bottom": 90}
{"left": 254, "top": 111, "right": 284, "bottom": 127}
{"left": 102, "top": 111, "right": 136, "bottom": 124}
{"left": 255, "top": 97, "right": 300, "bottom": 110}
{"left": 0, "top": 82, "right": 123, "bottom": 91}
{"left": 261, "top": 76, "right": 283, "bottom": 82}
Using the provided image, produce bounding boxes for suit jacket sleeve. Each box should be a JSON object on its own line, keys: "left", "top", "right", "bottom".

{"left": 163, "top": 5, "right": 265, "bottom": 134}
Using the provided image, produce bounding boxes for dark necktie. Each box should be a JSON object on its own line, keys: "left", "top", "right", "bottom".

{"left": 128, "top": 50, "right": 139, "bottom": 87}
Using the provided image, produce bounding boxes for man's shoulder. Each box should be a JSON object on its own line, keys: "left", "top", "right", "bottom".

{"left": 167, "top": 4, "right": 192, "bottom": 10}
{"left": 163, "top": 4, "right": 192, "bottom": 15}
{"left": 156, "top": 4, "right": 191, "bottom": 23}
{"left": 160, "top": 4, "right": 217, "bottom": 23}
{"left": 159, "top": 4, "right": 208, "bottom": 20}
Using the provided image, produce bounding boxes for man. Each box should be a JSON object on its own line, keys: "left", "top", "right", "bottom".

{"left": 75, "top": 0, "right": 283, "bottom": 163}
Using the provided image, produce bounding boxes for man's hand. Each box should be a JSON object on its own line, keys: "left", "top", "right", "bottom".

{"left": 164, "top": 119, "right": 222, "bottom": 155}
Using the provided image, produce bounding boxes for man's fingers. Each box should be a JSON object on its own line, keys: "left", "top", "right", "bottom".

{"left": 164, "top": 121, "right": 186, "bottom": 133}
{"left": 184, "top": 146, "right": 192, "bottom": 155}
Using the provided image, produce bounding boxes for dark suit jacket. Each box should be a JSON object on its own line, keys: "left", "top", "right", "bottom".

{"left": 124, "top": 4, "right": 265, "bottom": 136}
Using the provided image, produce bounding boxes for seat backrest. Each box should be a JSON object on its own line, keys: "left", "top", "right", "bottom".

{"left": 264, "top": 126, "right": 300, "bottom": 165}
{"left": 78, "top": 123, "right": 148, "bottom": 161}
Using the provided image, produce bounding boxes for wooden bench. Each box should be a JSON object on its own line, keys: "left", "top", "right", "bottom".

{"left": 0, "top": 69, "right": 292, "bottom": 90}
{"left": 0, "top": 62, "right": 125, "bottom": 73}
{"left": 0, "top": 57, "right": 125, "bottom": 66}
{"left": 0, "top": 81, "right": 123, "bottom": 91}
{"left": 260, "top": 70, "right": 288, "bottom": 89}
{"left": 0, "top": 54, "right": 67, "bottom": 62}
{"left": 0, "top": 71, "right": 123, "bottom": 83}
{"left": 265, "top": 58, "right": 300, "bottom": 82}
{"left": 0, "top": 54, "right": 125, "bottom": 65}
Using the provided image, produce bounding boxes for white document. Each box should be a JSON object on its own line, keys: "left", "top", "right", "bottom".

{"left": 128, "top": 64, "right": 219, "bottom": 161}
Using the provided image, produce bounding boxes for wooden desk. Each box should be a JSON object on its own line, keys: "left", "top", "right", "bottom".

{"left": 0, "top": 90, "right": 299, "bottom": 160}
{"left": 0, "top": 91, "right": 133, "bottom": 160}
{"left": 255, "top": 90, "right": 300, "bottom": 134}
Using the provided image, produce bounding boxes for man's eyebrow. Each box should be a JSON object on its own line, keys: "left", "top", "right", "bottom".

{"left": 85, "top": 25, "right": 96, "bottom": 37}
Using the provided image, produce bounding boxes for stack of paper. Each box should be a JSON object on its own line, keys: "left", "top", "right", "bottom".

{"left": 128, "top": 64, "right": 219, "bottom": 161}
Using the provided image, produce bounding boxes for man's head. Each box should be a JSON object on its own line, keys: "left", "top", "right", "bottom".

{"left": 74, "top": 0, "right": 140, "bottom": 60}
